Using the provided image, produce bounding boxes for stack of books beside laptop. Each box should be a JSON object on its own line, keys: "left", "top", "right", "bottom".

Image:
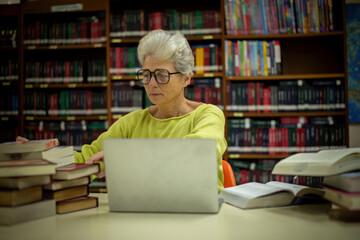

{"left": 43, "top": 163, "right": 100, "bottom": 214}
{"left": 323, "top": 171, "right": 360, "bottom": 222}
{"left": 0, "top": 139, "right": 61, "bottom": 225}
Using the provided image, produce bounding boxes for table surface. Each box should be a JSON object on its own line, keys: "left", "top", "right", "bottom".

{"left": 1, "top": 193, "right": 360, "bottom": 240}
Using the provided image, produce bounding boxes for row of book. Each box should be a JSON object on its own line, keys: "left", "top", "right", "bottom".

{"left": 0, "top": 92, "right": 18, "bottom": 116}
{"left": 111, "top": 82, "right": 143, "bottom": 113}
{"left": 224, "top": 0, "right": 336, "bottom": 35}
{"left": 24, "top": 121, "right": 107, "bottom": 150}
{"left": 228, "top": 159, "right": 324, "bottom": 186}
{"left": 0, "top": 59, "right": 18, "bottom": 81}
{"left": 109, "top": 47, "right": 140, "bottom": 76}
{"left": 24, "top": 14, "right": 106, "bottom": 45}
{"left": 225, "top": 40, "right": 282, "bottom": 77}
{"left": 185, "top": 78, "right": 222, "bottom": 107}
{"left": 227, "top": 117, "right": 346, "bottom": 154}
{"left": 0, "top": 123, "right": 19, "bottom": 143}
{"left": 109, "top": 44, "right": 222, "bottom": 76}
{"left": 192, "top": 44, "right": 222, "bottom": 74}
{"left": 23, "top": 130, "right": 105, "bottom": 152}
{"left": 25, "top": 60, "right": 106, "bottom": 84}
{"left": 0, "top": 139, "right": 100, "bottom": 225}
{"left": 24, "top": 90, "right": 107, "bottom": 116}
{"left": 226, "top": 80, "right": 346, "bottom": 112}
{"left": 110, "top": 9, "right": 221, "bottom": 38}
{"left": 0, "top": 28, "right": 17, "bottom": 48}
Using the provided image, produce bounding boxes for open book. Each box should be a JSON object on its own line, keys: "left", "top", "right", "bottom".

{"left": 272, "top": 148, "right": 360, "bottom": 176}
{"left": 219, "top": 181, "right": 324, "bottom": 209}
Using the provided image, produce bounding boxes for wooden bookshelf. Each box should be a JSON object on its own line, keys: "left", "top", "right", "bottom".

{"left": 0, "top": 0, "right": 349, "bottom": 185}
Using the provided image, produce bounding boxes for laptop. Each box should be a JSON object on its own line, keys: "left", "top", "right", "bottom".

{"left": 103, "top": 138, "right": 219, "bottom": 213}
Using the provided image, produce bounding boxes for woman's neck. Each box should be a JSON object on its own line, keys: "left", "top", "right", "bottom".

{"left": 149, "top": 99, "right": 201, "bottom": 119}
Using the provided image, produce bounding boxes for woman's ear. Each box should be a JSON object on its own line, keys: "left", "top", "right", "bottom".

{"left": 183, "top": 73, "right": 192, "bottom": 87}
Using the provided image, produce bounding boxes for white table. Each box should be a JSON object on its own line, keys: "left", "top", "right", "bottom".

{"left": 1, "top": 193, "right": 359, "bottom": 240}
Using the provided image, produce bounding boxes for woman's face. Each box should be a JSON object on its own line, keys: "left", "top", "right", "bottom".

{"left": 142, "top": 55, "right": 189, "bottom": 106}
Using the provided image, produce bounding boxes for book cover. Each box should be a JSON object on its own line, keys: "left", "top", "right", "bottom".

{"left": 323, "top": 185, "right": 360, "bottom": 211}
{"left": 0, "top": 175, "right": 51, "bottom": 189}
{"left": 53, "top": 163, "right": 100, "bottom": 180}
{"left": 43, "top": 185, "right": 89, "bottom": 202}
{"left": 43, "top": 176, "right": 90, "bottom": 191}
{"left": 0, "top": 199, "right": 56, "bottom": 226}
{"left": 56, "top": 196, "right": 98, "bottom": 214}
{"left": 323, "top": 171, "right": 360, "bottom": 193}
{"left": 0, "top": 159, "right": 56, "bottom": 178}
{"left": 0, "top": 138, "right": 59, "bottom": 154}
{"left": 0, "top": 186, "right": 42, "bottom": 207}
{"left": 0, "top": 146, "right": 73, "bottom": 161}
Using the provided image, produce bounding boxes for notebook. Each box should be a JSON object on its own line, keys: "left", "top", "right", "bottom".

{"left": 103, "top": 138, "right": 219, "bottom": 213}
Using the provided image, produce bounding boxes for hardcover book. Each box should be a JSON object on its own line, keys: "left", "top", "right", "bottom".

{"left": 0, "top": 199, "right": 56, "bottom": 226}
{"left": 0, "top": 146, "right": 73, "bottom": 161}
{"left": 272, "top": 148, "right": 360, "bottom": 176}
{"left": 323, "top": 185, "right": 360, "bottom": 211}
{"left": 52, "top": 163, "right": 100, "bottom": 180}
{"left": 43, "top": 185, "right": 89, "bottom": 202}
{"left": 219, "top": 181, "right": 324, "bottom": 209}
{"left": 56, "top": 196, "right": 98, "bottom": 214}
{"left": 0, "top": 138, "right": 59, "bottom": 154}
{"left": 0, "top": 175, "right": 51, "bottom": 189}
{"left": 323, "top": 171, "right": 360, "bottom": 193}
{"left": 0, "top": 186, "right": 42, "bottom": 207}
{"left": 43, "top": 176, "right": 90, "bottom": 191}
{"left": 0, "top": 159, "right": 56, "bottom": 177}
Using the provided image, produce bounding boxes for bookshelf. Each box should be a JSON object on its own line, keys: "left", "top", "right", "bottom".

{"left": 0, "top": 0, "right": 349, "bottom": 185}
{"left": 0, "top": 4, "right": 21, "bottom": 142}
{"left": 222, "top": 0, "right": 348, "bottom": 184}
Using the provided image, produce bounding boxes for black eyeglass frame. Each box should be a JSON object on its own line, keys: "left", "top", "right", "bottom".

{"left": 136, "top": 69, "right": 181, "bottom": 85}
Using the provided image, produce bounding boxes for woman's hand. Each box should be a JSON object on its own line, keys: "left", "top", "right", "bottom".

{"left": 16, "top": 136, "right": 29, "bottom": 144}
{"left": 85, "top": 151, "right": 105, "bottom": 179}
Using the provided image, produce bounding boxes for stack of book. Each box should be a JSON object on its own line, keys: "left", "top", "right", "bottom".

{"left": 0, "top": 139, "right": 60, "bottom": 225}
{"left": 272, "top": 147, "right": 360, "bottom": 221}
{"left": 43, "top": 163, "right": 100, "bottom": 214}
{"left": 323, "top": 171, "right": 360, "bottom": 221}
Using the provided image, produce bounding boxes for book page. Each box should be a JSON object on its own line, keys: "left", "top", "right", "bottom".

{"left": 225, "top": 182, "right": 293, "bottom": 199}
{"left": 317, "top": 148, "right": 360, "bottom": 163}
{"left": 266, "top": 181, "right": 310, "bottom": 196}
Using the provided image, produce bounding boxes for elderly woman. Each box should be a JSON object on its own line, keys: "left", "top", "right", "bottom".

{"left": 17, "top": 29, "right": 227, "bottom": 192}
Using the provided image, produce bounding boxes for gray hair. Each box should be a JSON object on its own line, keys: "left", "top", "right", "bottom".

{"left": 137, "top": 30, "right": 194, "bottom": 76}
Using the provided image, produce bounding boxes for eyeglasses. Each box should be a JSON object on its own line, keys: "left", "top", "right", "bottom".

{"left": 136, "top": 69, "right": 181, "bottom": 85}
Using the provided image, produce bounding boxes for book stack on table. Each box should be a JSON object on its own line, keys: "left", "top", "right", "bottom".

{"left": 44, "top": 163, "right": 100, "bottom": 214}
{"left": 272, "top": 147, "right": 360, "bottom": 221}
{"left": 0, "top": 139, "right": 61, "bottom": 225}
{"left": 323, "top": 171, "right": 360, "bottom": 221}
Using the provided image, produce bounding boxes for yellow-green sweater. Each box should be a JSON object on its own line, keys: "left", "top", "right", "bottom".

{"left": 74, "top": 103, "right": 227, "bottom": 192}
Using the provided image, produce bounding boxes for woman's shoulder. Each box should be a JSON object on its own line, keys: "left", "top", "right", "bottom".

{"left": 196, "top": 103, "right": 224, "bottom": 115}
{"left": 115, "top": 109, "right": 149, "bottom": 121}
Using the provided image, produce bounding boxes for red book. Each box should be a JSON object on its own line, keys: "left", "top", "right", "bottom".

{"left": 194, "top": 87, "right": 202, "bottom": 102}
{"left": 247, "top": 82, "right": 255, "bottom": 112}
{"left": 204, "top": 47, "right": 210, "bottom": 73}
{"left": 263, "top": 87, "right": 271, "bottom": 113}
{"left": 281, "top": 128, "right": 289, "bottom": 154}
{"left": 268, "top": 128, "right": 276, "bottom": 155}
{"left": 53, "top": 163, "right": 100, "bottom": 180}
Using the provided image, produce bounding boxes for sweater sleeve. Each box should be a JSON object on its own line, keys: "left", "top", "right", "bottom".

{"left": 73, "top": 117, "right": 126, "bottom": 164}
{"left": 183, "top": 105, "right": 227, "bottom": 192}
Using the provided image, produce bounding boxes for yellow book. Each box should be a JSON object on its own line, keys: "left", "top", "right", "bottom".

{"left": 195, "top": 47, "right": 204, "bottom": 74}
{"left": 263, "top": 41, "right": 268, "bottom": 76}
